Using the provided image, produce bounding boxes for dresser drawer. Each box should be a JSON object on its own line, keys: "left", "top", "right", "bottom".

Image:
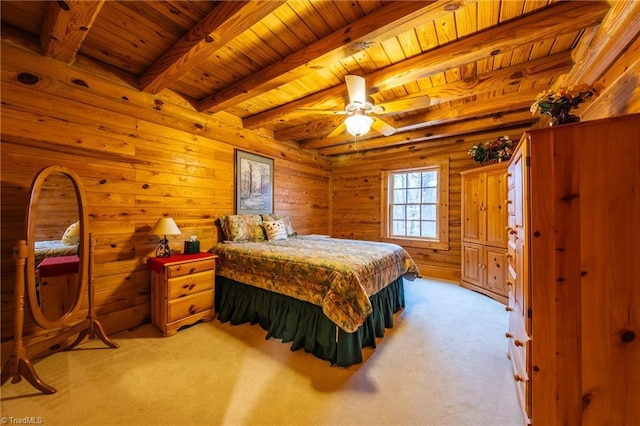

{"left": 167, "top": 291, "right": 213, "bottom": 323}
{"left": 167, "top": 270, "right": 214, "bottom": 300}
{"left": 508, "top": 338, "right": 529, "bottom": 421}
{"left": 507, "top": 189, "right": 515, "bottom": 216}
{"left": 166, "top": 258, "right": 215, "bottom": 278}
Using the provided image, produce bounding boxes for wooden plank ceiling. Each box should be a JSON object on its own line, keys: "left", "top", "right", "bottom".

{"left": 0, "top": 0, "right": 626, "bottom": 157}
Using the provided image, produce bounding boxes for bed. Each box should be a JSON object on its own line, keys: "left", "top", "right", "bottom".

{"left": 35, "top": 240, "right": 79, "bottom": 267}
{"left": 212, "top": 222, "right": 419, "bottom": 367}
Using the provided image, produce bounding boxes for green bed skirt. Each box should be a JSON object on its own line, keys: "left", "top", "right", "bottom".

{"left": 215, "top": 275, "right": 406, "bottom": 367}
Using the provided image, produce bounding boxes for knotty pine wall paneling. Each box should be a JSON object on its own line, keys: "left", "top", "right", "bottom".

{"left": 0, "top": 37, "right": 330, "bottom": 349}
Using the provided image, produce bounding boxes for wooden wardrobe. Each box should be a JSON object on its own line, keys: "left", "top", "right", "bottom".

{"left": 460, "top": 162, "right": 509, "bottom": 304}
{"left": 505, "top": 113, "right": 640, "bottom": 424}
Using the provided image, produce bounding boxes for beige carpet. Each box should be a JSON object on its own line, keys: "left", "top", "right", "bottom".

{"left": 1, "top": 278, "right": 524, "bottom": 426}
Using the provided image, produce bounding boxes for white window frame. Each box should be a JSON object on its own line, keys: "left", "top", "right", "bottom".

{"left": 380, "top": 158, "right": 449, "bottom": 250}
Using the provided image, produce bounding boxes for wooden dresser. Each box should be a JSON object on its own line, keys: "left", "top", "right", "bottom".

{"left": 147, "top": 253, "right": 217, "bottom": 336}
{"left": 505, "top": 114, "right": 640, "bottom": 424}
{"left": 460, "top": 162, "right": 509, "bottom": 304}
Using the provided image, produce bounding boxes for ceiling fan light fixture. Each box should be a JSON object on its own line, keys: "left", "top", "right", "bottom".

{"left": 345, "top": 113, "right": 373, "bottom": 137}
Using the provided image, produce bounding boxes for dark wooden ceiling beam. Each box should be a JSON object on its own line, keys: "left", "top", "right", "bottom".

{"left": 139, "top": 1, "right": 283, "bottom": 94}
{"left": 197, "top": 0, "right": 469, "bottom": 114}
{"left": 243, "top": 1, "right": 609, "bottom": 130}
{"left": 40, "top": 0, "right": 105, "bottom": 64}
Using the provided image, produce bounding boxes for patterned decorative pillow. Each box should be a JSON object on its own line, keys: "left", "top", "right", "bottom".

{"left": 61, "top": 221, "right": 80, "bottom": 245}
{"left": 219, "top": 215, "right": 266, "bottom": 242}
{"left": 263, "top": 219, "right": 288, "bottom": 241}
{"left": 262, "top": 213, "right": 296, "bottom": 237}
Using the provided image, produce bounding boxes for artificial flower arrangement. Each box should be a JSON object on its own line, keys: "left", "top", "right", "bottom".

{"left": 530, "top": 83, "right": 603, "bottom": 124}
{"left": 468, "top": 135, "right": 514, "bottom": 165}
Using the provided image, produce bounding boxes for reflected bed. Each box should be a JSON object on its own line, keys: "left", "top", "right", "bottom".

{"left": 35, "top": 240, "right": 78, "bottom": 267}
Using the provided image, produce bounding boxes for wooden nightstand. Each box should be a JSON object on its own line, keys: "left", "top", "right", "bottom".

{"left": 147, "top": 253, "right": 217, "bottom": 336}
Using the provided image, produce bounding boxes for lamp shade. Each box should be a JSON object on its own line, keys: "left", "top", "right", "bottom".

{"left": 345, "top": 113, "right": 373, "bottom": 136}
{"left": 150, "top": 217, "right": 181, "bottom": 236}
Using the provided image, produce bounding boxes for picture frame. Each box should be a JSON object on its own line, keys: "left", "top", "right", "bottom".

{"left": 234, "top": 149, "right": 274, "bottom": 215}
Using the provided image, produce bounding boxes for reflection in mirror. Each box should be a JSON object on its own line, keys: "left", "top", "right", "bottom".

{"left": 32, "top": 173, "right": 80, "bottom": 322}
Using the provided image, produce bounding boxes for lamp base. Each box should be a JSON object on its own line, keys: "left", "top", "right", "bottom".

{"left": 155, "top": 236, "right": 171, "bottom": 258}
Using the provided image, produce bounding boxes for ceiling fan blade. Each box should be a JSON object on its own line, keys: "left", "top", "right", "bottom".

{"left": 373, "top": 95, "right": 431, "bottom": 114}
{"left": 371, "top": 117, "right": 397, "bottom": 136}
{"left": 296, "top": 108, "right": 347, "bottom": 115}
{"left": 327, "top": 121, "right": 347, "bottom": 138}
{"left": 345, "top": 75, "right": 366, "bottom": 105}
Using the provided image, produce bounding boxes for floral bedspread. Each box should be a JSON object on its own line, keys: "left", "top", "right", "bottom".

{"left": 213, "top": 236, "right": 418, "bottom": 333}
{"left": 35, "top": 240, "right": 78, "bottom": 267}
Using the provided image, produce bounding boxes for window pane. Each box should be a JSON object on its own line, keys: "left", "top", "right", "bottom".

{"left": 422, "top": 187, "right": 437, "bottom": 203}
{"left": 422, "top": 221, "right": 436, "bottom": 238}
{"left": 422, "top": 204, "right": 436, "bottom": 220}
{"left": 393, "top": 220, "right": 405, "bottom": 235}
{"left": 393, "top": 174, "right": 406, "bottom": 189}
{"left": 392, "top": 205, "right": 405, "bottom": 220}
{"left": 407, "top": 173, "right": 421, "bottom": 188}
{"left": 407, "top": 204, "right": 420, "bottom": 219}
{"left": 407, "top": 220, "right": 421, "bottom": 236}
{"left": 394, "top": 189, "right": 406, "bottom": 203}
{"left": 423, "top": 171, "right": 438, "bottom": 187}
{"left": 407, "top": 188, "right": 420, "bottom": 203}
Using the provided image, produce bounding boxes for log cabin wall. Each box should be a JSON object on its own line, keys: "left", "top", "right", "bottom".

{"left": 0, "top": 36, "right": 331, "bottom": 345}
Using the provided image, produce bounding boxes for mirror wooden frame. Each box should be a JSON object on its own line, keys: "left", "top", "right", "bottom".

{"left": 26, "top": 166, "right": 88, "bottom": 328}
{"left": 1, "top": 166, "right": 118, "bottom": 394}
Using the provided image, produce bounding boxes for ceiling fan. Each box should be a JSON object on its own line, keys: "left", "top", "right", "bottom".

{"left": 300, "top": 75, "right": 431, "bottom": 138}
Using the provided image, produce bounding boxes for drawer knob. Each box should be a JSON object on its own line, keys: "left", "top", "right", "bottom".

{"left": 505, "top": 306, "right": 513, "bottom": 312}
{"left": 505, "top": 199, "right": 513, "bottom": 205}
{"left": 188, "top": 304, "right": 197, "bottom": 315}
{"left": 514, "top": 339, "right": 525, "bottom": 347}
{"left": 505, "top": 332, "right": 513, "bottom": 339}
{"left": 514, "top": 374, "right": 526, "bottom": 382}
{"left": 506, "top": 281, "right": 513, "bottom": 287}
{"left": 189, "top": 267, "right": 197, "bottom": 274}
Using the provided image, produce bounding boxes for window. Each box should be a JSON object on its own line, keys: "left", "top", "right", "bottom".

{"left": 381, "top": 159, "right": 449, "bottom": 250}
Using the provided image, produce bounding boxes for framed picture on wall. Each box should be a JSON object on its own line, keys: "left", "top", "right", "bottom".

{"left": 234, "top": 149, "right": 274, "bottom": 214}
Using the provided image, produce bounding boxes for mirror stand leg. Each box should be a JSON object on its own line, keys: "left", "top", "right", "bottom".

{"left": 2, "top": 241, "right": 56, "bottom": 394}
{"left": 90, "top": 319, "right": 119, "bottom": 348}
{"left": 65, "top": 319, "right": 119, "bottom": 351}
{"left": 1, "top": 348, "right": 56, "bottom": 394}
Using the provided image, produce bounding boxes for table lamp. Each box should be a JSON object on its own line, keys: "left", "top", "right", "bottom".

{"left": 150, "top": 217, "right": 181, "bottom": 257}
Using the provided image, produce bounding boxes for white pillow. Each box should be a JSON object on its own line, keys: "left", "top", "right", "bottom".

{"left": 263, "top": 220, "right": 288, "bottom": 241}
{"left": 262, "top": 214, "right": 296, "bottom": 237}
{"left": 61, "top": 221, "right": 80, "bottom": 245}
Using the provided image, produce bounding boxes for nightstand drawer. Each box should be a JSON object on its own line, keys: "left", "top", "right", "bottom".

{"left": 168, "top": 270, "right": 214, "bottom": 300}
{"left": 167, "top": 291, "right": 213, "bottom": 323}
{"left": 166, "top": 258, "right": 215, "bottom": 278}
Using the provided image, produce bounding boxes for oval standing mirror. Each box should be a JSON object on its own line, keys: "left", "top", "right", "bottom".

{"left": 26, "top": 166, "right": 88, "bottom": 329}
